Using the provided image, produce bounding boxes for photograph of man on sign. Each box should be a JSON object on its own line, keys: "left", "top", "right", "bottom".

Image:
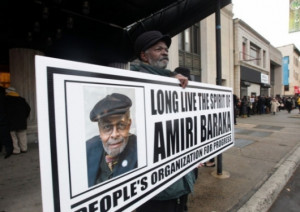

{"left": 86, "top": 93, "right": 137, "bottom": 187}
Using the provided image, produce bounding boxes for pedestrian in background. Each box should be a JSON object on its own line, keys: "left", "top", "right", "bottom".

{"left": 297, "top": 95, "right": 300, "bottom": 114}
{"left": 265, "top": 96, "right": 271, "bottom": 114}
{"left": 251, "top": 96, "right": 257, "bottom": 115}
{"left": 291, "top": 96, "right": 296, "bottom": 109}
{"left": 246, "top": 96, "right": 252, "bottom": 117}
{"left": 278, "top": 97, "right": 284, "bottom": 111}
{"left": 236, "top": 96, "right": 241, "bottom": 116}
{"left": 285, "top": 97, "right": 293, "bottom": 113}
{"left": 270, "top": 98, "right": 280, "bottom": 115}
{"left": 257, "top": 96, "right": 265, "bottom": 114}
{"left": 5, "top": 87, "right": 31, "bottom": 154}
{"left": 233, "top": 94, "right": 238, "bottom": 125}
{"left": 241, "top": 96, "right": 248, "bottom": 118}
{"left": 0, "top": 86, "right": 13, "bottom": 158}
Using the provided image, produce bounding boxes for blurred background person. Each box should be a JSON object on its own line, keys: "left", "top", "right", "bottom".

{"left": 233, "top": 94, "right": 238, "bottom": 125}
{"left": 0, "top": 86, "right": 13, "bottom": 158}
{"left": 285, "top": 97, "right": 293, "bottom": 113}
{"left": 5, "top": 87, "right": 31, "bottom": 154}
{"left": 241, "top": 96, "right": 248, "bottom": 118}
{"left": 270, "top": 98, "right": 280, "bottom": 115}
{"left": 297, "top": 95, "right": 300, "bottom": 114}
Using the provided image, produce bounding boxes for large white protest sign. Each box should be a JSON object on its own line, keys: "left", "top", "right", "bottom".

{"left": 35, "top": 56, "right": 234, "bottom": 212}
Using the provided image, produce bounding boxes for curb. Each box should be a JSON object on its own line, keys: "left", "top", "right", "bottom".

{"left": 237, "top": 143, "right": 300, "bottom": 212}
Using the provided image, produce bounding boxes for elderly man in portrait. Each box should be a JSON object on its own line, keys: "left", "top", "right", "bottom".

{"left": 86, "top": 93, "right": 137, "bottom": 187}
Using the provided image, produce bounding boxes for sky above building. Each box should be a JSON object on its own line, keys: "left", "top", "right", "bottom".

{"left": 232, "top": 0, "right": 300, "bottom": 50}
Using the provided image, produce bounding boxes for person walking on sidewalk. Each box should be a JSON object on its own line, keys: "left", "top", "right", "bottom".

{"left": 270, "top": 98, "right": 280, "bottom": 115}
{"left": 258, "top": 96, "right": 266, "bottom": 114}
{"left": 5, "top": 87, "right": 31, "bottom": 154}
{"left": 241, "top": 96, "right": 248, "bottom": 118}
{"left": 285, "top": 97, "right": 293, "bottom": 113}
{"left": 297, "top": 95, "right": 300, "bottom": 114}
{"left": 233, "top": 94, "right": 238, "bottom": 125}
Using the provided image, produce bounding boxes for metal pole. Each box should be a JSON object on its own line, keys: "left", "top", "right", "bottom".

{"left": 216, "top": 0, "right": 223, "bottom": 175}
{"left": 216, "top": 0, "right": 222, "bottom": 86}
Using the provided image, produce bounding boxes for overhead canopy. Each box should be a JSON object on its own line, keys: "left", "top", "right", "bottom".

{"left": 2, "top": 0, "right": 231, "bottom": 66}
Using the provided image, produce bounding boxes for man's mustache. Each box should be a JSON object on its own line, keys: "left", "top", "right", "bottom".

{"left": 107, "top": 138, "right": 124, "bottom": 145}
{"left": 160, "top": 56, "right": 169, "bottom": 61}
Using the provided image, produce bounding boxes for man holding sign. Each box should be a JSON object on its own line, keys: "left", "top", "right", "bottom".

{"left": 131, "top": 30, "right": 196, "bottom": 212}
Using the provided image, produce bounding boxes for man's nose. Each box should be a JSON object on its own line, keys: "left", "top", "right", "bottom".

{"left": 162, "top": 49, "right": 168, "bottom": 55}
{"left": 110, "top": 125, "right": 120, "bottom": 137}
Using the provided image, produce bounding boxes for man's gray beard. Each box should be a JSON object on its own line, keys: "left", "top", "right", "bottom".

{"left": 148, "top": 58, "right": 168, "bottom": 69}
{"left": 103, "top": 137, "right": 128, "bottom": 157}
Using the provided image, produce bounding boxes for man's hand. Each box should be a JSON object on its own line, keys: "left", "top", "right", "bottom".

{"left": 174, "top": 74, "right": 188, "bottom": 88}
{"left": 197, "top": 163, "right": 204, "bottom": 168}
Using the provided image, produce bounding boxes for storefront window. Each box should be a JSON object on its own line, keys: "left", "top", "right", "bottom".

{"left": 178, "top": 23, "right": 201, "bottom": 81}
{"left": 242, "top": 37, "right": 247, "bottom": 60}
{"left": 184, "top": 29, "right": 191, "bottom": 52}
{"left": 193, "top": 24, "right": 200, "bottom": 54}
{"left": 263, "top": 50, "right": 266, "bottom": 68}
{"left": 284, "top": 85, "right": 289, "bottom": 91}
{"left": 250, "top": 43, "right": 260, "bottom": 66}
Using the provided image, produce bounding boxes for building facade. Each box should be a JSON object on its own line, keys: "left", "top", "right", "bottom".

{"left": 233, "top": 18, "right": 282, "bottom": 98}
{"left": 4, "top": 4, "right": 291, "bottom": 138}
{"left": 269, "top": 45, "right": 284, "bottom": 97}
{"left": 277, "top": 44, "right": 300, "bottom": 96}
{"left": 168, "top": 4, "right": 234, "bottom": 88}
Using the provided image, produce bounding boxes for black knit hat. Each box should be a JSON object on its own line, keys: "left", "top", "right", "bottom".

{"left": 134, "top": 30, "right": 171, "bottom": 59}
{"left": 90, "top": 93, "right": 132, "bottom": 121}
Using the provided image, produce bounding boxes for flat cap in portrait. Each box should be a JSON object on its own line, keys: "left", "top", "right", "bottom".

{"left": 134, "top": 30, "right": 171, "bottom": 59}
{"left": 90, "top": 93, "right": 132, "bottom": 121}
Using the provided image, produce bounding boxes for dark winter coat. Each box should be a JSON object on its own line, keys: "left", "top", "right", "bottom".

{"left": 0, "top": 87, "right": 8, "bottom": 126}
{"left": 86, "top": 134, "right": 137, "bottom": 187}
{"left": 130, "top": 63, "right": 196, "bottom": 201}
{"left": 5, "top": 95, "right": 31, "bottom": 130}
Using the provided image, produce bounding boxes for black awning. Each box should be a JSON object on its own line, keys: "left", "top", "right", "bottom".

{"left": 261, "top": 83, "right": 271, "bottom": 88}
{"left": 2, "top": 0, "right": 231, "bottom": 65}
{"left": 241, "top": 81, "right": 251, "bottom": 87}
{"left": 240, "top": 65, "right": 261, "bottom": 84}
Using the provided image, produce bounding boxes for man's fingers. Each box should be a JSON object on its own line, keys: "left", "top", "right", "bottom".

{"left": 180, "top": 78, "right": 188, "bottom": 88}
{"left": 174, "top": 74, "right": 188, "bottom": 88}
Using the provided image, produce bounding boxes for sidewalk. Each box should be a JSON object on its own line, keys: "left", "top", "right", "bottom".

{"left": 189, "top": 109, "right": 300, "bottom": 212}
{"left": 1, "top": 109, "right": 300, "bottom": 212}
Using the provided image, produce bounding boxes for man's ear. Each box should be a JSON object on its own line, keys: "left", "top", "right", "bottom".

{"left": 140, "top": 52, "right": 148, "bottom": 63}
